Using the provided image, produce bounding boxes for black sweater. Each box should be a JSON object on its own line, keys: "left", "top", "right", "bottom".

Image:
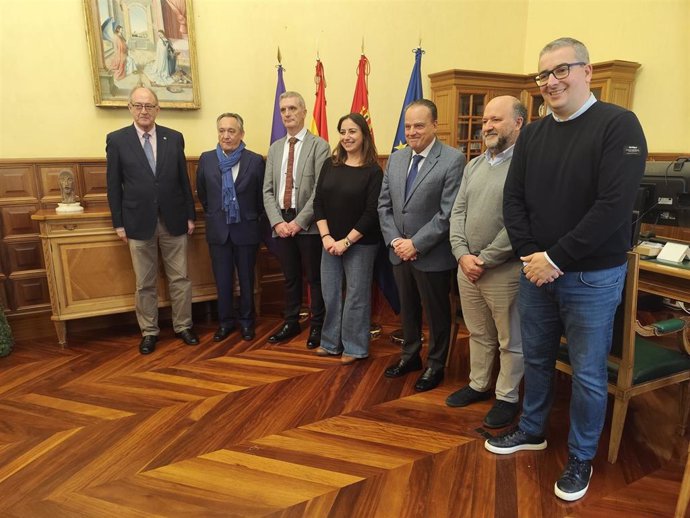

{"left": 503, "top": 101, "right": 647, "bottom": 271}
{"left": 313, "top": 160, "right": 383, "bottom": 245}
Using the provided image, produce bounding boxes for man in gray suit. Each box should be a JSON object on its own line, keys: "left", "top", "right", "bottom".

{"left": 378, "top": 99, "right": 465, "bottom": 391}
{"left": 263, "top": 91, "right": 330, "bottom": 348}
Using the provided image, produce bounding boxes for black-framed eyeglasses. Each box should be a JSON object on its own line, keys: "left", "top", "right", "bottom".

{"left": 534, "top": 62, "right": 586, "bottom": 86}
{"left": 130, "top": 103, "right": 158, "bottom": 111}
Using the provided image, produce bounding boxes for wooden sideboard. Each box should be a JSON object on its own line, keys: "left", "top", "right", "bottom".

{"left": 32, "top": 208, "right": 218, "bottom": 346}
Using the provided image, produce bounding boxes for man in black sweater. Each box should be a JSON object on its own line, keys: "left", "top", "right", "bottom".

{"left": 484, "top": 37, "right": 647, "bottom": 502}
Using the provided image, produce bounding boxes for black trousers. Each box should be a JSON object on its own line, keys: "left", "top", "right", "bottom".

{"left": 275, "top": 211, "right": 324, "bottom": 326}
{"left": 393, "top": 262, "right": 452, "bottom": 370}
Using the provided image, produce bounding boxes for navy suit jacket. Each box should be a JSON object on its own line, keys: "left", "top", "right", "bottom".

{"left": 106, "top": 124, "right": 195, "bottom": 240}
{"left": 196, "top": 147, "right": 265, "bottom": 246}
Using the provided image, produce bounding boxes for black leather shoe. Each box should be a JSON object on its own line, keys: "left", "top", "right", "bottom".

{"left": 384, "top": 355, "right": 423, "bottom": 378}
{"left": 306, "top": 326, "right": 322, "bottom": 349}
{"left": 241, "top": 326, "right": 255, "bottom": 341}
{"left": 414, "top": 367, "right": 444, "bottom": 392}
{"left": 139, "top": 335, "right": 157, "bottom": 355}
{"left": 176, "top": 328, "right": 199, "bottom": 346}
{"left": 213, "top": 326, "right": 235, "bottom": 342}
{"left": 268, "top": 322, "right": 301, "bottom": 343}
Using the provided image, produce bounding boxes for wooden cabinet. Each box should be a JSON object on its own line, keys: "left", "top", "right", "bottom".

{"left": 32, "top": 209, "right": 218, "bottom": 346}
{"left": 430, "top": 60, "right": 640, "bottom": 161}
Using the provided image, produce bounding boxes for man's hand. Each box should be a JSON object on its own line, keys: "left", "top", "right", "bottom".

{"left": 459, "top": 254, "right": 484, "bottom": 283}
{"left": 521, "top": 252, "right": 563, "bottom": 287}
{"left": 286, "top": 220, "right": 303, "bottom": 237}
{"left": 393, "top": 238, "right": 417, "bottom": 261}
{"left": 274, "top": 222, "right": 291, "bottom": 238}
{"left": 115, "top": 227, "right": 128, "bottom": 243}
{"left": 187, "top": 220, "right": 195, "bottom": 235}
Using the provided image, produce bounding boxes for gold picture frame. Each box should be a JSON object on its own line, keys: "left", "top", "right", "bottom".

{"left": 83, "top": 0, "right": 200, "bottom": 109}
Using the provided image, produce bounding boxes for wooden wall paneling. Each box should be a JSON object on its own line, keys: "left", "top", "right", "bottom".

{"left": 8, "top": 270, "right": 50, "bottom": 312}
{"left": 1, "top": 204, "right": 40, "bottom": 237}
{"left": 0, "top": 273, "right": 8, "bottom": 310}
{"left": 79, "top": 162, "right": 108, "bottom": 208}
{"left": 4, "top": 237, "right": 44, "bottom": 271}
{"left": 0, "top": 164, "right": 38, "bottom": 203}
{"left": 37, "top": 164, "right": 78, "bottom": 208}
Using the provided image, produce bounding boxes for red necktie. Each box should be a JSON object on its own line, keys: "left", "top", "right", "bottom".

{"left": 283, "top": 137, "right": 297, "bottom": 209}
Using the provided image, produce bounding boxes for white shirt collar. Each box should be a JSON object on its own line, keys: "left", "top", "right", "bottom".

{"left": 412, "top": 138, "right": 436, "bottom": 159}
{"left": 288, "top": 127, "right": 308, "bottom": 142}
{"left": 484, "top": 144, "right": 515, "bottom": 166}
{"left": 552, "top": 93, "right": 597, "bottom": 122}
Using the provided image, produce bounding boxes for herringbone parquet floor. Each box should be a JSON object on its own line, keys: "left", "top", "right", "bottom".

{"left": 0, "top": 316, "right": 686, "bottom": 517}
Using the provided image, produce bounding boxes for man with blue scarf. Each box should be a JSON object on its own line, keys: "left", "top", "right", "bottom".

{"left": 196, "top": 113, "right": 265, "bottom": 342}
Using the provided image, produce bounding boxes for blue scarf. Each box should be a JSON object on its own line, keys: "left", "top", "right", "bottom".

{"left": 216, "top": 142, "right": 244, "bottom": 224}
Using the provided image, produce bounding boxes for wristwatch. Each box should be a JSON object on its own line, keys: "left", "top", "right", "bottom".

{"left": 344, "top": 237, "right": 352, "bottom": 248}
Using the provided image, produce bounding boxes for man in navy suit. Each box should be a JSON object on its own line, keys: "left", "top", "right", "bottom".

{"left": 106, "top": 86, "right": 198, "bottom": 354}
{"left": 196, "top": 113, "right": 265, "bottom": 342}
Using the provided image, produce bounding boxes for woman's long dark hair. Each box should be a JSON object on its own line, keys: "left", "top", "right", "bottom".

{"left": 331, "top": 113, "right": 378, "bottom": 167}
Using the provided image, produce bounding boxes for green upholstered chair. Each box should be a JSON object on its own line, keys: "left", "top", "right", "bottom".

{"left": 556, "top": 252, "right": 690, "bottom": 463}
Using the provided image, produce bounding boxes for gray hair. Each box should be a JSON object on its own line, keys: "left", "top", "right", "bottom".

{"left": 128, "top": 86, "right": 159, "bottom": 105}
{"left": 540, "top": 37, "right": 590, "bottom": 64}
{"left": 279, "top": 91, "right": 306, "bottom": 110}
{"left": 216, "top": 112, "right": 244, "bottom": 132}
{"left": 512, "top": 99, "right": 527, "bottom": 124}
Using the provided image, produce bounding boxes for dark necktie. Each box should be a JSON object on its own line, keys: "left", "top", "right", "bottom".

{"left": 283, "top": 137, "right": 297, "bottom": 209}
{"left": 143, "top": 133, "right": 156, "bottom": 174}
{"left": 405, "top": 154, "right": 423, "bottom": 199}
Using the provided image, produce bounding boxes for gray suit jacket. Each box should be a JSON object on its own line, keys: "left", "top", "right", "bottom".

{"left": 378, "top": 139, "right": 465, "bottom": 271}
{"left": 263, "top": 131, "right": 330, "bottom": 235}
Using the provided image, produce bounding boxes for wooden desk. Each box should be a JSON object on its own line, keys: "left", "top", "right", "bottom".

{"left": 638, "top": 256, "right": 690, "bottom": 304}
{"left": 32, "top": 209, "right": 217, "bottom": 346}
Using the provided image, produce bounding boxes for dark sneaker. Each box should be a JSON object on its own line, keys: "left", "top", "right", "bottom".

{"left": 554, "top": 455, "right": 593, "bottom": 501}
{"left": 483, "top": 400, "right": 520, "bottom": 429}
{"left": 446, "top": 385, "right": 491, "bottom": 407}
{"left": 484, "top": 426, "right": 547, "bottom": 454}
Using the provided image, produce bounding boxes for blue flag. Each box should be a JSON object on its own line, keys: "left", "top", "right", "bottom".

{"left": 391, "top": 48, "right": 424, "bottom": 153}
{"left": 270, "top": 65, "right": 287, "bottom": 144}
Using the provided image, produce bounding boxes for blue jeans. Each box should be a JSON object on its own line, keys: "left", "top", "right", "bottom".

{"left": 320, "top": 243, "right": 378, "bottom": 358}
{"left": 517, "top": 263, "right": 627, "bottom": 460}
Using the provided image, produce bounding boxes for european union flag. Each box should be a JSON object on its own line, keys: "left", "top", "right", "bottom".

{"left": 391, "top": 48, "right": 424, "bottom": 153}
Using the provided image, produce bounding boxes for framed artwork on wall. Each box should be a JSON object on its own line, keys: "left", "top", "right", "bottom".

{"left": 83, "top": 0, "right": 200, "bottom": 109}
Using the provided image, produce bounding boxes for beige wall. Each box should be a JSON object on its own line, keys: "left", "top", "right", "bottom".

{"left": 523, "top": 0, "right": 690, "bottom": 155}
{"left": 0, "top": 0, "right": 686, "bottom": 159}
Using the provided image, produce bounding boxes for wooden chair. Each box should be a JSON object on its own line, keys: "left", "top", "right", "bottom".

{"left": 556, "top": 252, "right": 690, "bottom": 463}
{"left": 676, "top": 441, "right": 690, "bottom": 518}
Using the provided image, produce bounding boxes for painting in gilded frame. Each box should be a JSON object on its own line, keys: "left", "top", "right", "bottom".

{"left": 83, "top": 0, "right": 200, "bottom": 109}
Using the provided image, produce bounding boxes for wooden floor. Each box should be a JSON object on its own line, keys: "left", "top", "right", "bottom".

{"left": 0, "top": 315, "right": 687, "bottom": 517}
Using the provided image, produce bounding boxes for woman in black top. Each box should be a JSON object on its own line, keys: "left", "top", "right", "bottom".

{"left": 313, "top": 113, "right": 383, "bottom": 364}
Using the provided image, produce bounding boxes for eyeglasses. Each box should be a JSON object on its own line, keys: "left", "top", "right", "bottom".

{"left": 534, "top": 62, "right": 586, "bottom": 86}
{"left": 130, "top": 103, "right": 158, "bottom": 111}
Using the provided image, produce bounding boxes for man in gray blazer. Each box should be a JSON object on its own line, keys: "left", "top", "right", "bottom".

{"left": 378, "top": 99, "right": 465, "bottom": 391}
{"left": 263, "top": 91, "right": 330, "bottom": 348}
